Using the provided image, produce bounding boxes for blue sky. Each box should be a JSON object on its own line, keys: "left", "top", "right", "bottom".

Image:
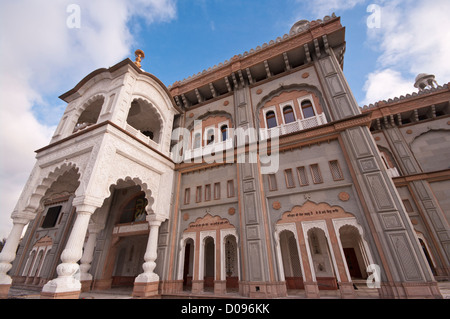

{"left": 0, "top": 0, "right": 449, "bottom": 239}
{"left": 128, "top": 0, "right": 377, "bottom": 105}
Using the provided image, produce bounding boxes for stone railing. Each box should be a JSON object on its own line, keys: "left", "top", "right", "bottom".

{"left": 260, "top": 113, "right": 327, "bottom": 140}
{"left": 125, "top": 124, "right": 160, "bottom": 151}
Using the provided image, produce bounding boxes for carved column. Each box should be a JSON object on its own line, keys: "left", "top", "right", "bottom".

{"left": 340, "top": 126, "right": 442, "bottom": 298}
{"left": 383, "top": 126, "right": 450, "bottom": 277}
{"left": 314, "top": 45, "right": 442, "bottom": 298}
{"left": 79, "top": 224, "right": 102, "bottom": 292}
{"left": 132, "top": 215, "right": 165, "bottom": 298}
{"left": 191, "top": 231, "right": 203, "bottom": 293}
{"left": 214, "top": 230, "right": 226, "bottom": 295}
{"left": 41, "top": 198, "right": 100, "bottom": 299}
{"left": 0, "top": 211, "right": 34, "bottom": 299}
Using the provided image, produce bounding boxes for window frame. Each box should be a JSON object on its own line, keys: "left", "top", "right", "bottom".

{"left": 329, "top": 160, "right": 344, "bottom": 181}
{"left": 214, "top": 182, "right": 221, "bottom": 200}
{"left": 263, "top": 106, "right": 279, "bottom": 129}
{"left": 196, "top": 186, "right": 202, "bottom": 203}
{"left": 218, "top": 120, "right": 230, "bottom": 142}
{"left": 205, "top": 126, "right": 215, "bottom": 145}
{"left": 227, "top": 180, "right": 235, "bottom": 198}
{"left": 296, "top": 166, "right": 309, "bottom": 186}
{"left": 268, "top": 174, "right": 278, "bottom": 191}
{"left": 184, "top": 188, "right": 191, "bottom": 205}
{"left": 205, "top": 184, "right": 211, "bottom": 201}
{"left": 279, "top": 100, "right": 297, "bottom": 124}
{"left": 310, "top": 163, "right": 323, "bottom": 184}
{"left": 297, "top": 95, "right": 319, "bottom": 119}
{"left": 193, "top": 132, "right": 201, "bottom": 149}
{"left": 284, "top": 168, "right": 296, "bottom": 188}
{"left": 41, "top": 205, "right": 63, "bottom": 229}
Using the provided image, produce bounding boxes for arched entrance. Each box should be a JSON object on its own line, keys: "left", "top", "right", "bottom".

{"left": 182, "top": 238, "right": 195, "bottom": 290}
{"left": 111, "top": 235, "right": 147, "bottom": 287}
{"left": 416, "top": 232, "right": 437, "bottom": 276}
{"left": 339, "top": 225, "right": 367, "bottom": 279}
{"left": 279, "top": 230, "right": 303, "bottom": 290}
{"left": 95, "top": 186, "right": 152, "bottom": 291}
{"left": 306, "top": 227, "right": 338, "bottom": 290}
{"left": 203, "top": 237, "right": 215, "bottom": 290}
{"left": 275, "top": 201, "right": 375, "bottom": 298}
{"left": 224, "top": 234, "right": 239, "bottom": 292}
{"left": 178, "top": 214, "right": 239, "bottom": 295}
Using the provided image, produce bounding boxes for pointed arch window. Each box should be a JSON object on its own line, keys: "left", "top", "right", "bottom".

{"left": 206, "top": 129, "right": 215, "bottom": 145}
{"left": 301, "top": 100, "right": 315, "bottom": 118}
{"left": 266, "top": 111, "right": 277, "bottom": 129}
{"left": 193, "top": 133, "right": 201, "bottom": 149}
{"left": 283, "top": 106, "right": 296, "bottom": 124}
{"left": 220, "top": 125, "right": 228, "bottom": 141}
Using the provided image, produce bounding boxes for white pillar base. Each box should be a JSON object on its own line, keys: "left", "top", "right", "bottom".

{"left": 41, "top": 262, "right": 81, "bottom": 297}
{"left": 135, "top": 272, "right": 159, "bottom": 283}
{"left": 42, "top": 276, "right": 81, "bottom": 294}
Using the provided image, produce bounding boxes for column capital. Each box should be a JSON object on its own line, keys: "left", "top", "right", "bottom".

{"left": 11, "top": 210, "right": 35, "bottom": 224}
{"left": 72, "top": 195, "right": 103, "bottom": 214}
{"left": 146, "top": 214, "right": 166, "bottom": 226}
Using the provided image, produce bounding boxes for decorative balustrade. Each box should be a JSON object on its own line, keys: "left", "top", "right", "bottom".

{"left": 125, "top": 124, "right": 160, "bottom": 150}
{"left": 260, "top": 113, "right": 327, "bottom": 140}
{"left": 172, "top": 113, "right": 327, "bottom": 162}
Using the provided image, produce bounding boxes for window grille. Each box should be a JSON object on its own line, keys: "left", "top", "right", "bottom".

{"left": 310, "top": 164, "right": 323, "bottom": 184}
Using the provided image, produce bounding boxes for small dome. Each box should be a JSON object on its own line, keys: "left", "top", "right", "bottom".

{"left": 290, "top": 20, "right": 310, "bottom": 34}
{"left": 414, "top": 73, "right": 438, "bottom": 91}
{"left": 415, "top": 73, "right": 432, "bottom": 83}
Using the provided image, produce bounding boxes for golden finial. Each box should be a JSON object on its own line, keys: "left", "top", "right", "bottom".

{"left": 134, "top": 49, "right": 145, "bottom": 68}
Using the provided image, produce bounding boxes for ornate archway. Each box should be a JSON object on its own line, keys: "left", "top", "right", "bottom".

{"left": 178, "top": 214, "right": 238, "bottom": 295}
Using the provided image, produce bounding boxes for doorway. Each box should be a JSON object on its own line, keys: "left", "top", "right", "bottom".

{"left": 279, "top": 230, "right": 303, "bottom": 289}
{"left": 204, "top": 237, "right": 215, "bottom": 289}
{"left": 112, "top": 235, "right": 147, "bottom": 287}
{"left": 182, "top": 238, "right": 194, "bottom": 290}
{"left": 343, "top": 248, "right": 363, "bottom": 278}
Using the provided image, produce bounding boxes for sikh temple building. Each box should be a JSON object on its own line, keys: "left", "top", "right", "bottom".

{"left": 0, "top": 14, "right": 449, "bottom": 299}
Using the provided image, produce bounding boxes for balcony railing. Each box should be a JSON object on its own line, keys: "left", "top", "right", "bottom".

{"left": 125, "top": 124, "right": 160, "bottom": 151}
{"left": 260, "top": 113, "right": 327, "bottom": 140}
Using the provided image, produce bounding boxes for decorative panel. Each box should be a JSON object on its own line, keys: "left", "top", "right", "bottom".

{"left": 243, "top": 192, "right": 258, "bottom": 224}
{"left": 388, "top": 232, "right": 423, "bottom": 281}
{"left": 365, "top": 173, "right": 395, "bottom": 211}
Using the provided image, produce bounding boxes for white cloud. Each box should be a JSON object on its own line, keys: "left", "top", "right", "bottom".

{"left": 362, "top": 0, "right": 450, "bottom": 104}
{"left": 306, "top": 0, "right": 366, "bottom": 18}
{"left": 0, "top": 0, "right": 177, "bottom": 239}
{"left": 362, "top": 69, "right": 413, "bottom": 106}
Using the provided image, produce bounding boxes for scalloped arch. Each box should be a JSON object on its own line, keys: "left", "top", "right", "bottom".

{"left": 106, "top": 176, "right": 156, "bottom": 215}
{"left": 129, "top": 96, "right": 165, "bottom": 143}
{"left": 25, "top": 161, "right": 81, "bottom": 214}
{"left": 76, "top": 94, "right": 105, "bottom": 117}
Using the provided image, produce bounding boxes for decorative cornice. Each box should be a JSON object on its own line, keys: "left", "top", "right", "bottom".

{"left": 361, "top": 83, "right": 450, "bottom": 111}
{"left": 168, "top": 13, "right": 341, "bottom": 93}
